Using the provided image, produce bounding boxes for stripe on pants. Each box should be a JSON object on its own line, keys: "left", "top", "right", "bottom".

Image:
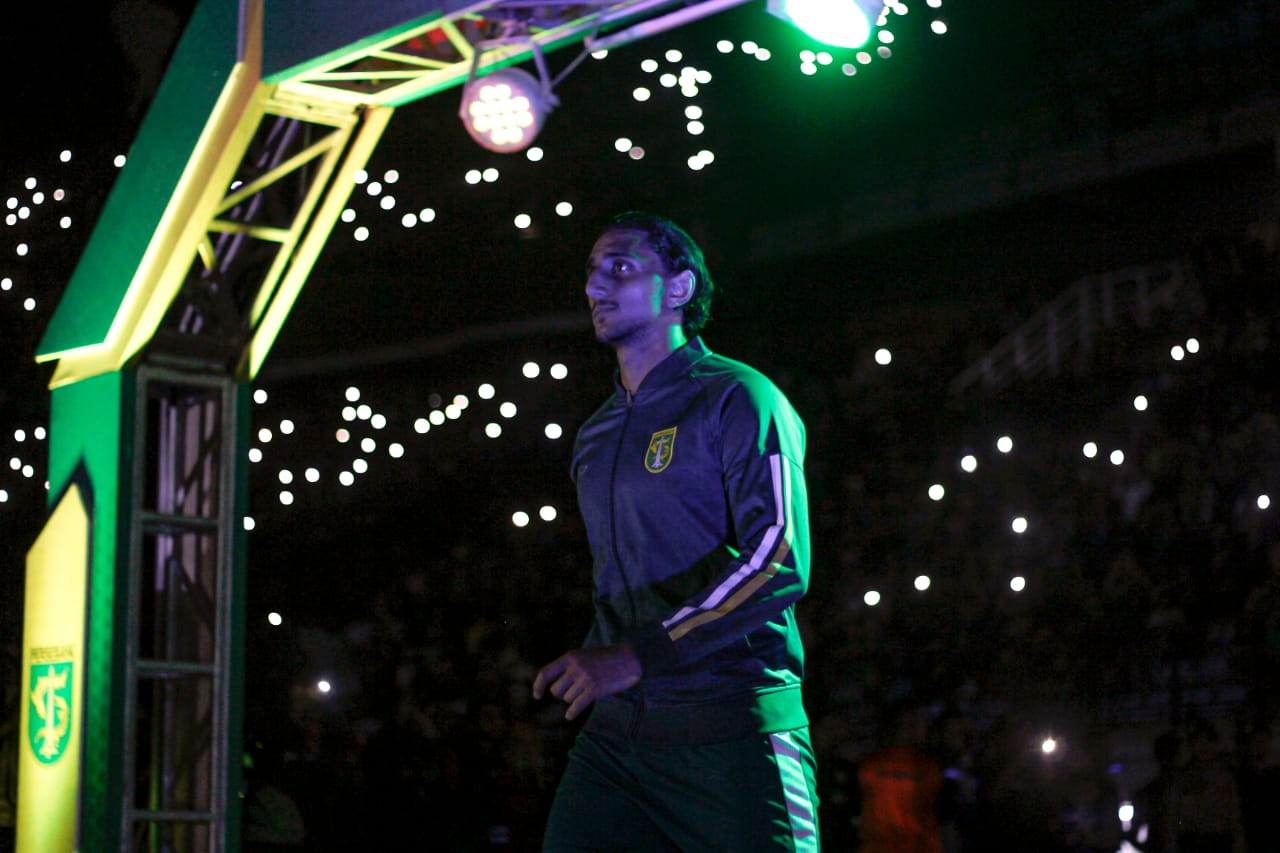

{"left": 769, "top": 730, "right": 819, "bottom": 852}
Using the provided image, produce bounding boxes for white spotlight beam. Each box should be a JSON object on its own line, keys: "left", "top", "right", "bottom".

{"left": 765, "top": 0, "right": 885, "bottom": 49}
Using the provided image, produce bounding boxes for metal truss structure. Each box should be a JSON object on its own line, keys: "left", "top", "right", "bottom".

{"left": 147, "top": 91, "right": 392, "bottom": 379}
{"left": 273, "top": 0, "right": 736, "bottom": 106}
{"left": 125, "top": 370, "right": 242, "bottom": 851}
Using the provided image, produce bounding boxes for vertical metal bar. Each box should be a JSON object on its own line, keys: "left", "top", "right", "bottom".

{"left": 213, "top": 377, "right": 238, "bottom": 852}
{"left": 161, "top": 398, "right": 178, "bottom": 843}
{"left": 123, "top": 370, "right": 148, "bottom": 852}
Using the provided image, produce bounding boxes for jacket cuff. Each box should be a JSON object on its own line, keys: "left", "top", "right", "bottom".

{"left": 626, "top": 621, "right": 680, "bottom": 676}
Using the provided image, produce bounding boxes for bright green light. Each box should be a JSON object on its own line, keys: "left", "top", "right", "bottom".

{"left": 768, "top": 0, "right": 874, "bottom": 49}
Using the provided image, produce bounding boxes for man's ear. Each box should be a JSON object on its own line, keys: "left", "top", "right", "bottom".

{"left": 665, "top": 270, "right": 696, "bottom": 308}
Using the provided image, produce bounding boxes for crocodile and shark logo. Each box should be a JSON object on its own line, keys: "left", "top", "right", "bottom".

{"left": 28, "top": 656, "right": 73, "bottom": 764}
{"left": 644, "top": 427, "right": 677, "bottom": 473}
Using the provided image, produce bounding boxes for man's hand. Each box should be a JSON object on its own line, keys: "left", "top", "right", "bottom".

{"left": 532, "top": 643, "right": 642, "bottom": 720}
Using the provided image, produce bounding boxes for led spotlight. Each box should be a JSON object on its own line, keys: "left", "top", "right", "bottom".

{"left": 460, "top": 66, "right": 556, "bottom": 154}
{"left": 767, "top": 0, "right": 881, "bottom": 48}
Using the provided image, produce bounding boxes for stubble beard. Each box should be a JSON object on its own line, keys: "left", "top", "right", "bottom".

{"left": 594, "top": 316, "right": 646, "bottom": 349}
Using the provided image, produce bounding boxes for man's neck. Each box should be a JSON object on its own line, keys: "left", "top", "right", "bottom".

{"left": 616, "top": 325, "right": 688, "bottom": 395}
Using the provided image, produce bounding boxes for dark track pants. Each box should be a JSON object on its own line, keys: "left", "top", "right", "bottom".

{"left": 542, "top": 727, "right": 820, "bottom": 852}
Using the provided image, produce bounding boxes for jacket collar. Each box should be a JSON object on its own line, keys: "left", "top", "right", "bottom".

{"left": 613, "top": 337, "right": 710, "bottom": 402}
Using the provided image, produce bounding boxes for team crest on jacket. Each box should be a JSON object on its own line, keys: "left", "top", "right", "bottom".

{"left": 645, "top": 427, "right": 677, "bottom": 473}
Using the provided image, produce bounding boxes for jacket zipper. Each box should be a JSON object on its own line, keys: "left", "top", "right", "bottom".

{"left": 609, "top": 391, "right": 638, "bottom": 625}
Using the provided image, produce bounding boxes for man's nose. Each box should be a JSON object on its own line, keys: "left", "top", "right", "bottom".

{"left": 585, "top": 274, "right": 608, "bottom": 300}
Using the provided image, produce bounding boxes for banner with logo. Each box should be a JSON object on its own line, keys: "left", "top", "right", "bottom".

{"left": 17, "top": 483, "right": 90, "bottom": 853}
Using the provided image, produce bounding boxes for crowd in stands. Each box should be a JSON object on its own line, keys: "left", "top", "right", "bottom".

{"left": 2, "top": 227, "right": 1277, "bottom": 852}
{"left": 228, "top": 225, "right": 1280, "bottom": 851}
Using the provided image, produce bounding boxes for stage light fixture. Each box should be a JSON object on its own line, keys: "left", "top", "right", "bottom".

{"left": 459, "top": 40, "right": 565, "bottom": 154}
{"left": 766, "top": 0, "right": 883, "bottom": 48}
{"left": 460, "top": 66, "right": 554, "bottom": 153}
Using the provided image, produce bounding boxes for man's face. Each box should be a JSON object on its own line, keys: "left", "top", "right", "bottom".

{"left": 584, "top": 228, "right": 677, "bottom": 347}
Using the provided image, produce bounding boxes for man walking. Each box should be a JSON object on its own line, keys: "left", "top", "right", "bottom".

{"left": 534, "top": 212, "right": 819, "bottom": 851}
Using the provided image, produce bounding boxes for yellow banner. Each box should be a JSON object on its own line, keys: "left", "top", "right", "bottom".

{"left": 17, "top": 483, "right": 90, "bottom": 853}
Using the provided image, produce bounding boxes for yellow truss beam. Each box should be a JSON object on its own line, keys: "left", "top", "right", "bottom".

{"left": 242, "top": 105, "right": 394, "bottom": 379}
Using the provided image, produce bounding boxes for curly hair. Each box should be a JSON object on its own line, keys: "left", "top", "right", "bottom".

{"left": 607, "top": 211, "right": 715, "bottom": 338}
